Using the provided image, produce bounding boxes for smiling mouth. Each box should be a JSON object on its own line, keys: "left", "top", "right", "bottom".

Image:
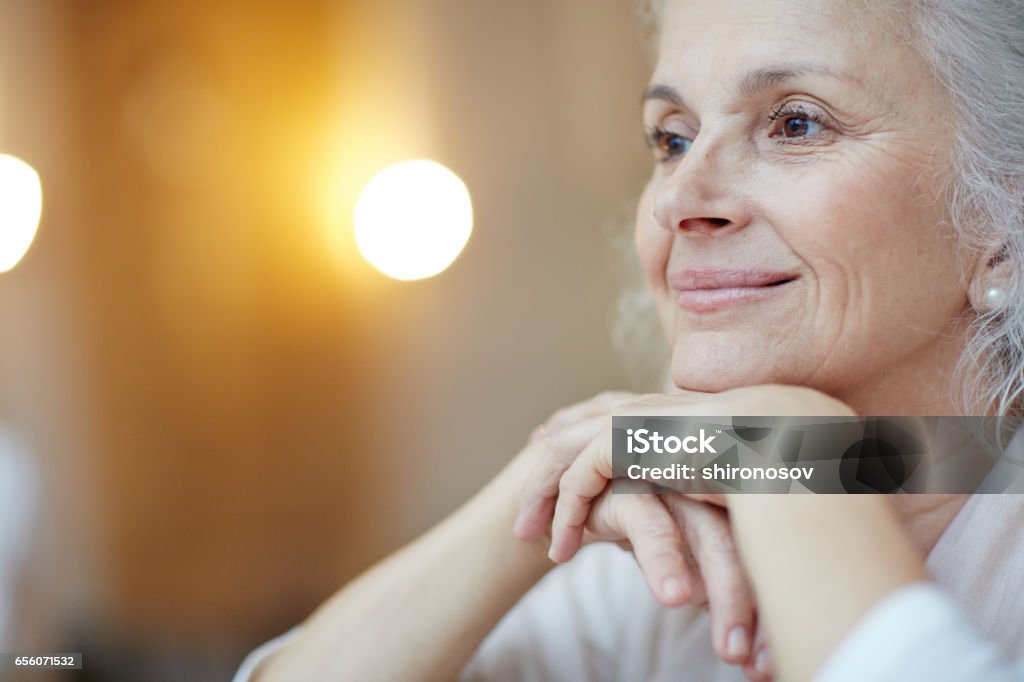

{"left": 671, "top": 270, "right": 799, "bottom": 313}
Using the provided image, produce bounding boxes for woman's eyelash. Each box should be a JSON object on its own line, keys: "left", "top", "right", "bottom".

{"left": 644, "top": 127, "right": 667, "bottom": 150}
{"left": 768, "top": 102, "right": 806, "bottom": 122}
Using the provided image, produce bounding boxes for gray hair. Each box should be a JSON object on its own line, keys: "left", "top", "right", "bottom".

{"left": 624, "top": 0, "right": 1024, "bottom": 416}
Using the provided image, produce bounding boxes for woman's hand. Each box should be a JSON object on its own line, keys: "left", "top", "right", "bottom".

{"left": 516, "top": 393, "right": 729, "bottom": 621}
{"left": 578, "top": 482, "right": 764, "bottom": 667}
{"left": 514, "top": 390, "right": 642, "bottom": 540}
{"left": 658, "top": 495, "right": 774, "bottom": 681}
{"left": 515, "top": 386, "right": 854, "bottom": 674}
{"left": 513, "top": 389, "right": 788, "bottom": 668}
{"left": 543, "top": 385, "right": 855, "bottom": 563}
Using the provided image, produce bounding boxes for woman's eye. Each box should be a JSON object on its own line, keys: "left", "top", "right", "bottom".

{"left": 646, "top": 129, "right": 693, "bottom": 162}
{"left": 768, "top": 105, "right": 828, "bottom": 141}
{"left": 780, "top": 115, "right": 823, "bottom": 138}
{"left": 664, "top": 133, "right": 692, "bottom": 155}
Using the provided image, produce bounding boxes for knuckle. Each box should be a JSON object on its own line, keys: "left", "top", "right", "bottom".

{"left": 702, "top": 527, "right": 738, "bottom": 556}
{"left": 647, "top": 547, "right": 685, "bottom": 567}
{"left": 639, "top": 520, "right": 678, "bottom": 543}
{"left": 629, "top": 509, "right": 678, "bottom": 542}
{"left": 609, "top": 498, "right": 630, "bottom": 529}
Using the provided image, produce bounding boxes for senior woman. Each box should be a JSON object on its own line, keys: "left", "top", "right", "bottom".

{"left": 235, "top": 0, "right": 1024, "bottom": 679}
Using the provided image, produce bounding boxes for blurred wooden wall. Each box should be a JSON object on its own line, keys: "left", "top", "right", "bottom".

{"left": 0, "top": 0, "right": 652, "bottom": 678}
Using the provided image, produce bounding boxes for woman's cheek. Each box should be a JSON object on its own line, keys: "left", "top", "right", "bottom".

{"left": 764, "top": 170, "right": 884, "bottom": 264}
{"left": 636, "top": 221, "right": 671, "bottom": 295}
{"left": 635, "top": 189, "right": 671, "bottom": 289}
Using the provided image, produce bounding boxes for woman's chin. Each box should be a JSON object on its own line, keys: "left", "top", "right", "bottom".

{"left": 669, "top": 372, "right": 758, "bottom": 394}
{"left": 669, "top": 355, "right": 796, "bottom": 394}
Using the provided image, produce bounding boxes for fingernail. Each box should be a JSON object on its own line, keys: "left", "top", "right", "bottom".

{"left": 726, "top": 626, "right": 749, "bottom": 659}
{"left": 661, "top": 577, "right": 684, "bottom": 601}
{"left": 755, "top": 647, "right": 772, "bottom": 674}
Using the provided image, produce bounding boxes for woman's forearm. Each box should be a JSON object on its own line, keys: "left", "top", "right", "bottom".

{"left": 255, "top": 455, "right": 553, "bottom": 682}
{"left": 728, "top": 495, "right": 927, "bottom": 682}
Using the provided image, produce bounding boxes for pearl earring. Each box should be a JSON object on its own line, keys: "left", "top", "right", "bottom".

{"left": 984, "top": 286, "right": 1008, "bottom": 309}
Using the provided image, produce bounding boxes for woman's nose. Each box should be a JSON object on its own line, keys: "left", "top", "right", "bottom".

{"left": 652, "top": 141, "right": 751, "bottom": 237}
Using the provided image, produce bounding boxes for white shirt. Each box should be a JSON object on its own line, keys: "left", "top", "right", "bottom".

{"left": 817, "top": 582, "right": 1024, "bottom": 682}
{"left": 234, "top": 492, "right": 1024, "bottom": 681}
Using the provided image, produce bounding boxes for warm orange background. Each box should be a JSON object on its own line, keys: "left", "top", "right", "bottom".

{"left": 0, "top": 1, "right": 653, "bottom": 679}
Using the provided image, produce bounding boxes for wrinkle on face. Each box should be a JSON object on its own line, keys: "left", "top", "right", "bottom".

{"left": 635, "top": 0, "right": 969, "bottom": 412}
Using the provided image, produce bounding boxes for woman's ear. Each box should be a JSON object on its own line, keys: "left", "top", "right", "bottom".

{"left": 968, "top": 244, "right": 1013, "bottom": 313}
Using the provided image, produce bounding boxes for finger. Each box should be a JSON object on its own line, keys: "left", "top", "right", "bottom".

{"left": 683, "top": 493, "right": 730, "bottom": 507}
{"left": 590, "top": 492, "right": 692, "bottom": 606}
{"left": 543, "top": 390, "right": 638, "bottom": 434}
{"left": 679, "top": 535, "right": 709, "bottom": 608}
{"left": 741, "top": 624, "right": 774, "bottom": 681}
{"left": 548, "top": 420, "right": 614, "bottom": 561}
{"left": 609, "top": 531, "right": 708, "bottom": 606}
{"left": 663, "top": 496, "right": 756, "bottom": 666}
{"left": 513, "top": 415, "right": 606, "bottom": 539}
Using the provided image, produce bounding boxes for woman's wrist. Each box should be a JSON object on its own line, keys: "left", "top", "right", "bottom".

{"left": 729, "top": 495, "right": 927, "bottom": 601}
{"left": 464, "top": 448, "right": 556, "bottom": 573}
{"left": 728, "top": 495, "right": 927, "bottom": 681}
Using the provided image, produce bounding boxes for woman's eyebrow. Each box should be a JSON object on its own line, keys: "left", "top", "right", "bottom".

{"left": 642, "top": 63, "right": 860, "bottom": 107}
{"left": 642, "top": 83, "right": 685, "bottom": 107}
{"left": 736, "top": 63, "right": 860, "bottom": 97}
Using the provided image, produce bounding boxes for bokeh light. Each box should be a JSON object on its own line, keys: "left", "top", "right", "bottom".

{"left": 0, "top": 154, "right": 43, "bottom": 273}
{"left": 354, "top": 159, "right": 473, "bottom": 281}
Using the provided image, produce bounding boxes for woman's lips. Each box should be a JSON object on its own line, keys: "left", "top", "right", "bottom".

{"left": 670, "top": 269, "right": 799, "bottom": 313}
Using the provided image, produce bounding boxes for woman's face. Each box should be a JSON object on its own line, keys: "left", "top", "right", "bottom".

{"left": 637, "top": 0, "right": 971, "bottom": 410}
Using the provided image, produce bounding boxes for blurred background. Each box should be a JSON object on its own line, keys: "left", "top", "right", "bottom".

{"left": 0, "top": 1, "right": 660, "bottom": 679}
